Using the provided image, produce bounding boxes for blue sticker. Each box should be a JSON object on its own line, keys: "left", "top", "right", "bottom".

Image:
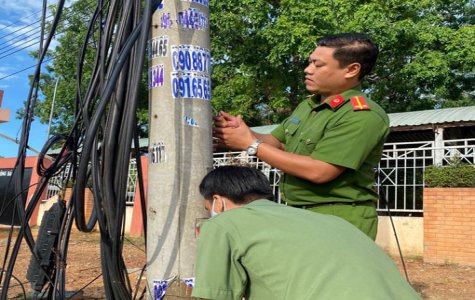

{"left": 184, "top": 115, "right": 199, "bottom": 127}
{"left": 160, "top": 12, "right": 173, "bottom": 29}
{"left": 290, "top": 117, "right": 300, "bottom": 124}
{"left": 149, "top": 64, "right": 164, "bottom": 89}
{"left": 183, "top": 277, "right": 195, "bottom": 288}
{"left": 171, "top": 72, "right": 211, "bottom": 100}
{"left": 153, "top": 280, "right": 169, "bottom": 300}
{"left": 177, "top": 8, "right": 208, "bottom": 30}
{"left": 171, "top": 45, "right": 211, "bottom": 74}
{"left": 182, "top": 0, "right": 209, "bottom": 7}
{"left": 153, "top": 2, "right": 163, "bottom": 11}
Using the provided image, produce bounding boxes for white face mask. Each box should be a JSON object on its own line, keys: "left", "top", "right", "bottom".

{"left": 210, "top": 198, "right": 227, "bottom": 218}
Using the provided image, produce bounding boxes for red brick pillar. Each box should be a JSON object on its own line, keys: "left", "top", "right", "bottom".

{"left": 424, "top": 188, "right": 475, "bottom": 266}
{"left": 129, "top": 156, "right": 148, "bottom": 236}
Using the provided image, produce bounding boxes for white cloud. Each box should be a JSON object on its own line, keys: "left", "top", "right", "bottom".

{"left": 0, "top": 1, "right": 43, "bottom": 17}
{"left": 0, "top": 66, "right": 16, "bottom": 81}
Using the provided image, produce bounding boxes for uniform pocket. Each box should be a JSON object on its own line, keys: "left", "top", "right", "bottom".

{"left": 284, "top": 121, "right": 300, "bottom": 137}
{"left": 299, "top": 136, "right": 317, "bottom": 155}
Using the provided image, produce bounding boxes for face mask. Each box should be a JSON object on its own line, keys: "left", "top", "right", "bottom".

{"left": 210, "top": 198, "right": 227, "bottom": 218}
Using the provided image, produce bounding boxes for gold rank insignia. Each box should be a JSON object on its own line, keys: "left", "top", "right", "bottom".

{"left": 350, "top": 96, "right": 370, "bottom": 111}
{"left": 328, "top": 95, "right": 345, "bottom": 109}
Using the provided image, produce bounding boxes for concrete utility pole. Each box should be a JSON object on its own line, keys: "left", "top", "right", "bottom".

{"left": 147, "top": 1, "right": 212, "bottom": 299}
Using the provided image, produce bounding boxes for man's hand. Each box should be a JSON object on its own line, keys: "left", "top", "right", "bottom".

{"left": 213, "top": 111, "right": 239, "bottom": 151}
{"left": 214, "top": 114, "right": 256, "bottom": 151}
{"left": 213, "top": 111, "right": 239, "bottom": 129}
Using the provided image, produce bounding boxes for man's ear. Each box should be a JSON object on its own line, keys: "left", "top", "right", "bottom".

{"left": 212, "top": 195, "right": 225, "bottom": 212}
{"left": 344, "top": 62, "right": 361, "bottom": 80}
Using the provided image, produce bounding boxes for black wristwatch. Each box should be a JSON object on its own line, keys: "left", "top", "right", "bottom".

{"left": 246, "top": 140, "right": 263, "bottom": 156}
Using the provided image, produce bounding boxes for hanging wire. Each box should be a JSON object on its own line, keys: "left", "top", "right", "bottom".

{"left": 0, "top": 0, "right": 156, "bottom": 298}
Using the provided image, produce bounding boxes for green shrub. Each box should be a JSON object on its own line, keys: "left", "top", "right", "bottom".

{"left": 424, "top": 162, "right": 475, "bottom": 187}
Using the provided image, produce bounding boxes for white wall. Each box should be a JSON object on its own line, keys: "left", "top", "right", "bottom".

{"left": 376, "top": 216, "right": 423, "bottom": 257}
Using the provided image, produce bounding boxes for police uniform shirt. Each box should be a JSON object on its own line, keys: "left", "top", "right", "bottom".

{"left": 271, "top": 86, "right": 390, "bottom": 206}
{"left": 191, "top": 200, "right": 421, "bottom": 300}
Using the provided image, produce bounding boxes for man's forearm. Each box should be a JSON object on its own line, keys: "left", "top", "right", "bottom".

{"left": 255, "top": 142, "right": 345, "bottom": 184}
{"left": 252, "top": 132, "right": 284, "bottom": 150}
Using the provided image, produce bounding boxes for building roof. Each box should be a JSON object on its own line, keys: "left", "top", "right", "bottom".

{"left": 389, "top": 106, "right": 475, "bottom": 130}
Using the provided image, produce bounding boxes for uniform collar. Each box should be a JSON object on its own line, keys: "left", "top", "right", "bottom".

{"left": 307, "top": 85, "right": 364, "bottom": 111}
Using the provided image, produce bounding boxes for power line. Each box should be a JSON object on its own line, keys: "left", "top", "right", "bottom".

{"left": 0, "top": 37, "right": 45, "bottom": 60}
{"left": 0, "top": 2, "right": 96, "bottom": 80}
{"left": 0, "top": 9, "right": 44, "bottom": 35}
{"left": 0, "top": 12, "right": 53, "bottom": 41}
{"left": 0, "top": 1, "right": 94, "bottom": 43}
{"left": 0, "top": 57, "right": 54, "bottom": 81}
{"left": 0, "top": 27, "right": 43, "bottom": 53}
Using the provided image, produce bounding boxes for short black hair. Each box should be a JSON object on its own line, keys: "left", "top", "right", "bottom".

{"left": 199, "top": 166, "right": 274, "bottom": 204}
{"left": 316, "top": 33, "right": 379, "bottom": 79}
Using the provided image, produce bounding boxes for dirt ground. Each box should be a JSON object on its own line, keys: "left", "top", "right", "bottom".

{"left": 1, "top": 228, "right": 474, "bottom": 299}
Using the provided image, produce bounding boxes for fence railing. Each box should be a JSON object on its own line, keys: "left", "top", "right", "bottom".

{"left": 45, "top": 158, "right": 137, "bottom": 205}
{"left": 213, "top": 152, "right": 282, "bottom": 203}
{"left": 214, "top": 138, "right": 475, "bottom": 214}
{"left": 45, "top": 138, "right": 475, "bottom": 214}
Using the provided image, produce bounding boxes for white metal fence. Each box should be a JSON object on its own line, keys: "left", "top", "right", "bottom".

{"left": 213, "top": 152, "right": 282, "bottom": 203}
{"left": 45, "top": 138, "right": 475, "bottom": 213}
{"left": 377, "top": 138, "right": 475, "bottom": 213}
{"left": 214, "top": 138, "right": 475, "bottom": 214}
{"left": 46, "top": 158, "right": 137, "bottom": 205}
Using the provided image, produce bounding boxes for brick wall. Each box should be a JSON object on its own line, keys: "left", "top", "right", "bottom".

{"left": 424, "top": 188, "right": 475, "bottom": 266}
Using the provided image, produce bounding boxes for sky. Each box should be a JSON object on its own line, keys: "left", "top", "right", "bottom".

{"left": 0, "top": 0, "right": 65, "bottom": 158}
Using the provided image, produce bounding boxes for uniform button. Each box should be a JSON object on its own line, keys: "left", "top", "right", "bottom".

{"left": 285, "top": 129, "right": 289, "bottom": 133}
{"left": 306, "top": 139, "right": 311, "bottom": 143}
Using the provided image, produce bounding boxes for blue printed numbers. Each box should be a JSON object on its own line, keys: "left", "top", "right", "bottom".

{"left": 177, "top": 8, "right": 208, "bottom": 30}
{"left": 149, "top": 64, "right": 164, "bottom": 89}
{"left": 172, "top": 73, "right": 211, "bottom": 100}
{"left": 181, "top": 0, "right": 209, "bottom": 7}
{"left": 161, "top": 13, "right": 173, "bottom": 29}
{"left": 171, "top": 46, "right": 210, "bottom": 73}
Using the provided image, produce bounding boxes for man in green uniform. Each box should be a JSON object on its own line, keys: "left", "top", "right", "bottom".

{"left": 214, "top": 33, "right": 389, "bottom": 240}
{"left": 192, "top": 166, "right": 421, "bottom": 300}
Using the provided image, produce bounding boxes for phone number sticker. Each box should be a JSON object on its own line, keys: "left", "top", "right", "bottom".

{"left": 149, "top": 64, "right": 164, "bottom": 89}
{"left": 177, "top": 8, "right": 208, "bottom": 30}
{"left": 149, "top": 36, "right": 169, "bottom": 59}
{"left": 171, "top": 45, "right": 210, "bottom": 73}
{"left": 182, "top": 0, "right": 209, "bottom": 7}
{"left": 171, "top": 72, "right": 211, "bottom": 100}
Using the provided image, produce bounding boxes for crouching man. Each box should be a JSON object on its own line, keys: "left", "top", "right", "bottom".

{"left": 192, "top": 166, "right": 421, "bottom": 300}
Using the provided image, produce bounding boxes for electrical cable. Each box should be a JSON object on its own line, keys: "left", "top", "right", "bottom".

{"left": 1, "top": 0, "right": 67, "bottom": 298}
{"left": 1, "top": 0, "right": 156, "bottom": 298}
{"left": 0, "top": 269, "right": 27, "bottom": 300}
{"left": 0, "top": 1, "right": 96, "bottom": 56}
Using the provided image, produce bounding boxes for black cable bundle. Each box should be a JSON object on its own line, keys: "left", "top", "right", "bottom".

{"left": 0, "top": 1, "right": 69, "bottom": 299}
{"left": 70, "top": 0, "right": 154, "bottom": 298}
{"left": 0, "top": 0, "right": 156, "bottom": 299}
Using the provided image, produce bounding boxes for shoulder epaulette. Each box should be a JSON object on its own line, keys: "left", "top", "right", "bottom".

{"left": 350, "top": 96, "right": 370, "bottom": 111}
{"left": 328, "top": 95, "right": 345, "bottom": 109}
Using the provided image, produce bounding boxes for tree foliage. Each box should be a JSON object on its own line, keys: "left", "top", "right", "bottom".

{"left": 28, "top": 0, "right": 475, "bottom": 132}
{"left": 27, "top": 0, "right": 148, "bottom": 135}
{"left": 209, "top": 0, "right": 475, "bottom": 125}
